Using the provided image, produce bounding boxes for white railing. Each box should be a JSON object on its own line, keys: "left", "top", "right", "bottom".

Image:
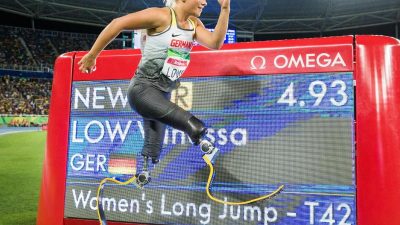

{"left": 0, "top": 64, "right": 53, "bottom": 72}
{"left": 0, "top": 24, "right": 96, "bottom": 40}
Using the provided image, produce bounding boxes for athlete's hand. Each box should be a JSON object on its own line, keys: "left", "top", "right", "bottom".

{"left": 217, "top": 0, "right": 230, "bottom": 10}
{"left": 78, "top": 53, "right": 97, "bottom": 74}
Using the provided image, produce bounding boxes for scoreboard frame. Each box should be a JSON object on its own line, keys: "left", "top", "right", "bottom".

{"left": 37, "top": 35, "right": 400, "bottom": 225}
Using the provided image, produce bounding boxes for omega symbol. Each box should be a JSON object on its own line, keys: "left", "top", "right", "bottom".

{"left": 250, "top": 56, "right": 267, "bottom": 70}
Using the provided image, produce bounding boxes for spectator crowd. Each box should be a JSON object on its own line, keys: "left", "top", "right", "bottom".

{"left": 0, "top": 25, "right": 124, "bottom": 118}
{"left": 0, "top": 75, "right": 51, "bottom": 115}
{"left": 0, "top": 25, "right": 122, "bottom": 70}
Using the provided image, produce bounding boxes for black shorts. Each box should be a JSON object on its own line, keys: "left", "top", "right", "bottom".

{"left": 128, "top": 80, "right": 200, "bottom": 160}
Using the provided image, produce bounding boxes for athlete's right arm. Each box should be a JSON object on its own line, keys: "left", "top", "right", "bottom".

{"left": 78, "top": 7, "right": 168, "bottom": 73}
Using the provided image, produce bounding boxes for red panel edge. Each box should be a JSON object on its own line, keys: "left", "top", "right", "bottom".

{"left": 36, "top": 52, "right": 74, "bottom": 225}
{"left": 200, "top": 35, "right": 354, "bottom": 50}
{"left": 355, "top": 35, "right": 400, "bottom": 225}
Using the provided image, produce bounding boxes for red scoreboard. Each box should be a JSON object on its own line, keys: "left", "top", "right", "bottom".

{"left": 37, "top": 36, "right": 400, "bottom": 225}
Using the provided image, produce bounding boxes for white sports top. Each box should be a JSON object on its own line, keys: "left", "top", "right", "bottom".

{"left": 134, "top": 7, "right": 196, "bottom": 92}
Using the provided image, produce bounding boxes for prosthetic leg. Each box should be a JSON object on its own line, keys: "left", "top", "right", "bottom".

{"left": 187, "top": 119, "right": 285, "bottom": 205}
{"left": 136, "top": 156, "right": 158, "bottom": 187}
{"left": 135, "top": 140, "right": 219, "bottom": 188}
{"left": 203, "top": 155, "right": 285, "bottom": 205}
{"left": 199, "top": 139, "right": 219, "bottom": 164}
{"left": 135, "top": 116, "right": 221, "bottom": 187}
{"left": 199, "top": 133, "right": 285, "bottom": 205}
{"left": 96, "top": 175, "right": 142, "bottom": 225}
{"left": 185, "top": 116, "right": 220, "bottom": 164}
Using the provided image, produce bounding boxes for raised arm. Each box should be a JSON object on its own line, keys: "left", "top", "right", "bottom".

{"left": 78, "top": 7, "right": 169, "bottom": 73}
{"left": 194, "top": 0, "right": 230, "bottom": 50}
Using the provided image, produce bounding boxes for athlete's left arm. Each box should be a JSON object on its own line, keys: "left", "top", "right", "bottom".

{"left": 194, "top": 0, "right": 230, "bottom": 50}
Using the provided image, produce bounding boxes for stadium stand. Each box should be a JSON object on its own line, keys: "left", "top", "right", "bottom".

{"left": 0, "top": 25, "right": 123, "bottom": 125}
{"left": 0, "top": 25, "right": 122, "bottom": 71}
{"left": 0, "top": 75, "right": 51, "bottom": 115}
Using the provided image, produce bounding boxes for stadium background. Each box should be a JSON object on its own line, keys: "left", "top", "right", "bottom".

{"left": 0, "top": 0, "right": 399, "bottom": 225}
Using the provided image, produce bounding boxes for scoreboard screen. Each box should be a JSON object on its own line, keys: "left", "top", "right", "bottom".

{"left": 224, "top": 29, "right": 236, "bottom": 43}
{"left": 205, "top": 28, "right": 236, "bottom": 44}
{"left": 64, "top": 72, "right": 355, "bottom": 225}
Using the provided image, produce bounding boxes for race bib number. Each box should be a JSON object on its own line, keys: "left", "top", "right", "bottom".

{"left": 162, "top": 48, "right": 190, "bottom": 81}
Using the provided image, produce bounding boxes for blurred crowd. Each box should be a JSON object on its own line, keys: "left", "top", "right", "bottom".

{"left": 0, "top": 25, "right": 122, "bottom": 70}
{"left": 0, "top": 75, "right": 51, "bottom": 115}
{"left": 0, "top": 25, "right": 123, "bottom": 119}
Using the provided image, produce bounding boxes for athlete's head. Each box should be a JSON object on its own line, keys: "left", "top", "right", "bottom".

{"left": 170, "top": 0, "right": 207, "bottom": 17}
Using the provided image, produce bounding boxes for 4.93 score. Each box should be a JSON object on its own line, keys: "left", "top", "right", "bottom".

{"left": 277, "top": 80, "right": 349, "bottom": 107}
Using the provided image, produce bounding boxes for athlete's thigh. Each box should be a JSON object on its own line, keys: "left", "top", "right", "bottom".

{"left": 128, "top": 82, "right": 174, "bottom": 119}
{"left": 129, "top": 81, "right": 198, "bottom": 135}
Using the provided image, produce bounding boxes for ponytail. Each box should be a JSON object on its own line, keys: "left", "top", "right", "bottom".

{"left": 163, "top": 0, "right": 175, "bottom": 7}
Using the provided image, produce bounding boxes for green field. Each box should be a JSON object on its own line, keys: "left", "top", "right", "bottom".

{"left": 0, "top": 131, "right": 46, "bottom": 225}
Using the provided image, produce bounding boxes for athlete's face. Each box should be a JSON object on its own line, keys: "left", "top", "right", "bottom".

{"left": 186, "top": 0, "right": 207, "bottom": 17}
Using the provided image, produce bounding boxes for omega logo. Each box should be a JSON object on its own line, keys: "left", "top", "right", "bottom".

{"left": 250, "top": 56, "right": 266, "bottom": 70}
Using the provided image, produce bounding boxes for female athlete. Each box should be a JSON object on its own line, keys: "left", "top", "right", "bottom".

{"left": 78, "top": 0, "right": 230, "bottom": 186}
